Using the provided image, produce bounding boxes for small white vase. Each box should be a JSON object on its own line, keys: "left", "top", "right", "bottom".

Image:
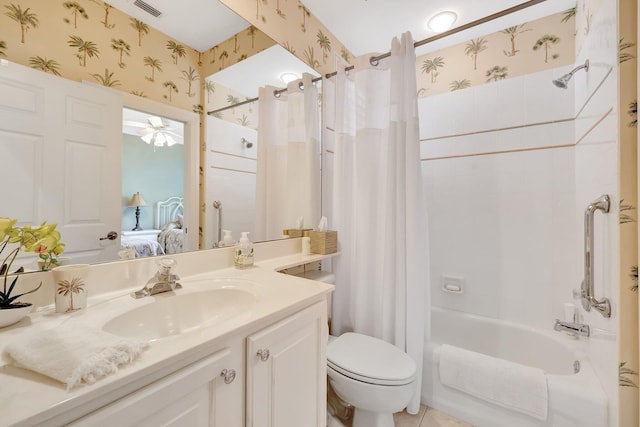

{"left": 52, "top": 264, "right": 90, "bottom": 313}
{"left": 0, "top": 303, "right": 33, "bottom": 328}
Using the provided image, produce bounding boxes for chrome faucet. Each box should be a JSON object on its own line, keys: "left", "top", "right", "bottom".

{"left": 554, "top": 319, "right": 590, "bottom": 337}
{"left": 132, "top": 258, "right": 182, "bottom": 299}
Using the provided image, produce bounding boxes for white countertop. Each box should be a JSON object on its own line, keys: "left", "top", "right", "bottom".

{"left": 0, "top": 252, "right": 335, "bottom": 426}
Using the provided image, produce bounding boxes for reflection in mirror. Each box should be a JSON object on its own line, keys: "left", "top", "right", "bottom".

{"left": 203, "top": 45, "right": 320, "bottom": 248}
{"left": 121, "top": 108, "right": 186, "bottom": 258}
{"left": 0, "top": 0, "right": 323, "bottom": 269}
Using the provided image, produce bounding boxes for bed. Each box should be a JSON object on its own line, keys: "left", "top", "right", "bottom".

{"left": 120, "top": 230, "right": 164, "bottom": 259}
{"left": 119, "top": 196, "right": 184, "bottom": 258}
{"left": 156, "top": 196, "right": 185, "bottom": 255}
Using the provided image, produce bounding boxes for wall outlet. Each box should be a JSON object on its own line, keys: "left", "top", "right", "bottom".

{"left": 441, "top": 275, "right": 464, "bottom": 294}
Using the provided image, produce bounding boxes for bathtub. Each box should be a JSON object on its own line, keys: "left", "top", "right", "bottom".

{"left": 422, "top": 307, "right": 608, "bottom": 427}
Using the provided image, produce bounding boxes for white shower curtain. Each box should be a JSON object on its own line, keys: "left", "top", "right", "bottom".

{"left": 330, "top": 32, "right": 429, "bottom": 414}
{"left": 255, "top": 73, "right": 321, "bottom": 241}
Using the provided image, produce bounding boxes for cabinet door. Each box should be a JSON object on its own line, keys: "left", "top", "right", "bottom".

{"left": 69, "top": 345, "right": 243, "bottom": 427}
{"left": 247, "top": 301, "right": 328, "bottom": 427}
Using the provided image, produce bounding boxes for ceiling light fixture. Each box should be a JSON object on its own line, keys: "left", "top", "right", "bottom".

{"left": 280, "top": 73, "right": 299, "bottom": 84}
{"left": 427, "top": 11, "right": 458, "bottom": 33}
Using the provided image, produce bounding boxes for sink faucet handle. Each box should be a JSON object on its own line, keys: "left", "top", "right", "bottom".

{"left": 157, "top": 258, "right": 177, "bottom": 274}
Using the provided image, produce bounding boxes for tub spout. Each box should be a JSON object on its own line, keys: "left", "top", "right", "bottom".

{"left": 554, "top": 319, "right": 590, "bottom": 337}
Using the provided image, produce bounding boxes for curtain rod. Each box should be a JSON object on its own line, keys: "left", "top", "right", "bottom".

{"left": 207, "top": 0, "right": 546, "bottom": 116}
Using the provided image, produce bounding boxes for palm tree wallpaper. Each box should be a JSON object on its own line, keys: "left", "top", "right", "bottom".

{"left": 415, "top": 10, "right": 575, "bottom": 98}
{"left": 217, "top": 0, "right": 352, "bottom": 76}
{"left": 0, "top": 0, "right": 204, "bottom": 110}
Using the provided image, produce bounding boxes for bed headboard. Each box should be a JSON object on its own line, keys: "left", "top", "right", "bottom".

{"left": 155, "top": 196, "right": 184, "bottom": 229}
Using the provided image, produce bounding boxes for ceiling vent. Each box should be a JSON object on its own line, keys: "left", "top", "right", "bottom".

{"left": 133, "top": 0, "right": 162, "bottom": 17}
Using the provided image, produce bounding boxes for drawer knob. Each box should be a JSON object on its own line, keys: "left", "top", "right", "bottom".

{"left": 257, "top": 349, "right": 270, "bottom": 362}
{"left": 221, "top": 369, "right": 236, "bottom": 384}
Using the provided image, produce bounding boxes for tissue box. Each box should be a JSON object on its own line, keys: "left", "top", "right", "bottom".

{"left": 287, "top": 228, "right": 312, "bottom": 238}
{"left": 309, "top": 230, "right": 337, "bottom": 254}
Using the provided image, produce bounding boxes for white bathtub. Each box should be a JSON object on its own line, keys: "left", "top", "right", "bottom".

{"left": 422, "top": 307, "right": 608, "bottom": 427}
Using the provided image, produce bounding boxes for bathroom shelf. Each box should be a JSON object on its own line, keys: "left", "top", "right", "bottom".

{"left": 293, "top": 270, "right": 336, "bottom": 284}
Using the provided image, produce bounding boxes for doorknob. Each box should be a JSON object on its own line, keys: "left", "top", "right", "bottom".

{"left": 99, "top": 231, "right": 119, "bottom": 241}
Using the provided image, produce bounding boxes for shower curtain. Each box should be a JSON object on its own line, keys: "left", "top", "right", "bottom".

{"left": 255, "top": 73, "right": 321, "bottom": 241}
{"left": 330, "top": 32, "right": 429, "bottom": 414}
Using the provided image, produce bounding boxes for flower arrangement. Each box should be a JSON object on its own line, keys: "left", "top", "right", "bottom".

{"left": 0, "top": 217, "right": 65, "bottom": 309}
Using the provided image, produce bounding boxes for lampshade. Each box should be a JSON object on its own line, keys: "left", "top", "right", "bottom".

{"left": 128, "top": 192, "right": 147, "bottom": 207}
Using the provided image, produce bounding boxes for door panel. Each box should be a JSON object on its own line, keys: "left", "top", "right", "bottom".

{"left": 0, "top": 61, "right": 123, "bottom": 266}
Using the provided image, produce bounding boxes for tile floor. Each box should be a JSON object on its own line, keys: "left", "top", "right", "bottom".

{"left": 393, "top": 405, "right": 474, "bottom": 427}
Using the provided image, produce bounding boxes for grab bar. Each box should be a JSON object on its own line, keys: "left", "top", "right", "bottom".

{"left": 580, "top": 194, "right": 611, "bottom": 318}
{"left": 213, "top": 200, "right": 222, "bottom": 248}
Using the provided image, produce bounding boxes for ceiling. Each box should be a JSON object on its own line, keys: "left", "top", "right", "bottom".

{"left": 207, "top": 45, "right": 319, "bottom": 99}
{"left": 105, "top": 0, "right": 249, "bottom": 52}
{"left": 105, "top": 0, "right": 576, "bottom": 57}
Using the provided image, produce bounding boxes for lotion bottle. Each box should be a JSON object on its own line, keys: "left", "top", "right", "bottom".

{"left": 234, "top": 231, "right": 254, "bottom": 268}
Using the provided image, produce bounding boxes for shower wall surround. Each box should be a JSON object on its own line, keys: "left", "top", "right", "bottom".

{"left": 572, "top": 1, "right": 619, "bottom": 425}
{"left": 420, "top": 67, "right": 576, "bottom": 330}
{"left": 421, "top": 0, "right": 621, "bottom": 425}
{"left": 204, "top": 116, "right": 258, "bottom": 249}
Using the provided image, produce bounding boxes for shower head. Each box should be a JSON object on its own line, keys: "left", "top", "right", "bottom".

{"left": 552, "top": 59, "right": 589, "bottom": 89}
{"left": 241, "top": 137, "right": 253, "bottom": 149}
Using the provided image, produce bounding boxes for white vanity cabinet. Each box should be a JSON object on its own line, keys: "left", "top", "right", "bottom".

{"left": 63, "top": 300, "right": 327, "bottom": 427}
{"left": 246, "top": 301, "right": 328, "bottom": 427}
{"left": 69, "top": 343, "right": 244, "bottom": 427}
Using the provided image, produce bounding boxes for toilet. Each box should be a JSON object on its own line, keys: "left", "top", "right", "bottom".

{"left": 326, "top": 332, "right": 418, "bottom": 427}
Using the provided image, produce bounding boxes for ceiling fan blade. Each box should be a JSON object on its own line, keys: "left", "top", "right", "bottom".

{"left": 148, "top": 116, "right": 164, "bottom": 128}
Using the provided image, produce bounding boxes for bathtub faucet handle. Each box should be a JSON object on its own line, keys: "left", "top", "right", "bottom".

{"left": 553, "top": 319, "right": 590, "bottom": 337}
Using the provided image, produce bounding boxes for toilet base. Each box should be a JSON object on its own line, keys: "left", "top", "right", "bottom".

{"left": 353, "top": 408, "right": 394, "bottom": 427}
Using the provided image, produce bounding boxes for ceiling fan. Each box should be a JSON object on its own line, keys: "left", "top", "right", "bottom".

{"left": 123, "top": 115, "right": 183, "bottom": 147}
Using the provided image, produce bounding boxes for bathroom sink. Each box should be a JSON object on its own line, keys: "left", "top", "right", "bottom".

{"left": 103, "top": 283, "right": 258, "bottom": 341}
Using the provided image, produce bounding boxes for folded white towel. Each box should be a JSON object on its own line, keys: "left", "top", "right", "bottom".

{"left": 438, "top": 344, "right": 548, "bottom": 421}
{"left": 3, "top": 328, "right": 148, "bottom": 389}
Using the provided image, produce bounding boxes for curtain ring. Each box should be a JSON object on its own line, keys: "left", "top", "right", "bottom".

{"left": 298, "top": 81, "right": 304, "bottom": 91}
{"left": 273, "top": 90, "right": 281, "bottom": 98}
{"left": 370, "top": 56, "right": 379, "bottom": 67}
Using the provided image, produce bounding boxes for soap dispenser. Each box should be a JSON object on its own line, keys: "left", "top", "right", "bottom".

{"left": 220, "top": 230, "right": 233, "bottom": 247}
{"left": 234, "top": 231, "right": 254, "bottom": 268}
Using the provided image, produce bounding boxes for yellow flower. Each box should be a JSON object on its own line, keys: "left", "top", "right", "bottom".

{"left": 53, "top": 243, "right": 65, "bottom": 256}
{"left": 27, "top": 234, "right": 60, "bottom": 254}
{"left": 0, "top": 217, "right": 17, "bottom": 241}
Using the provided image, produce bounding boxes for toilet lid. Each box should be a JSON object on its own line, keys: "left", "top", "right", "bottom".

{"left": 327, "top": 333, "right": 417, "bottom": 386}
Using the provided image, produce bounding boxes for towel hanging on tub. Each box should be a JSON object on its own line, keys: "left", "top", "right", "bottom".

{"left": 438, "top": 344, "right": 548, "bottom": 421}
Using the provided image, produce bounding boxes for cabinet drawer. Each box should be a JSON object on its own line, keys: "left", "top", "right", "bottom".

{"left": 69, "top": 347, "right": 242, "bottom": 427}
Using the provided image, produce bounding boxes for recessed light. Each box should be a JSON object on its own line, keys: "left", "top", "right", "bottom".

{"left": 427, "top": 11, "right": 457, "bottom": 33}
{"left": 280, "top": 73, "right": 299, "bottom": 84}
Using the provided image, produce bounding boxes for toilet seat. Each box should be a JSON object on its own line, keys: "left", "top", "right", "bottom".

{"left": 327, "top": 333, "right": 417, "bottom": 386}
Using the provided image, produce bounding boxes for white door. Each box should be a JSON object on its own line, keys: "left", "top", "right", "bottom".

{"left": 0, "top": 61, "right": 122, "bottom": 266}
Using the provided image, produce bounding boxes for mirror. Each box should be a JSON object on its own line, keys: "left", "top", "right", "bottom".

{"left": 1, "top": 0, "right": 322, "bottom": 269}
{"left": 203, "top": 44, "right": 320, "bottom": 248}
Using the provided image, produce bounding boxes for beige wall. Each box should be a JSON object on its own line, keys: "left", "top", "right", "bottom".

{"left": 220, "top": 0, "right": 353, "bottom": 75}
{"left": 416, "top": 11, "right": 576, "bottom": 97}
{"left": 617, "top": 0, "right": 639, "bottom": 424}
{"left": 0, "top": 0, "right": 202, "bottom": 110}
{"left": 0, "top": 0, "right": 278, "bottom": 115}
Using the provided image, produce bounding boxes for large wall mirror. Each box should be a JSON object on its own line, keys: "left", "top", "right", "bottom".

{"left": 0, "top": 0, "right": 322, "bottom": 270}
